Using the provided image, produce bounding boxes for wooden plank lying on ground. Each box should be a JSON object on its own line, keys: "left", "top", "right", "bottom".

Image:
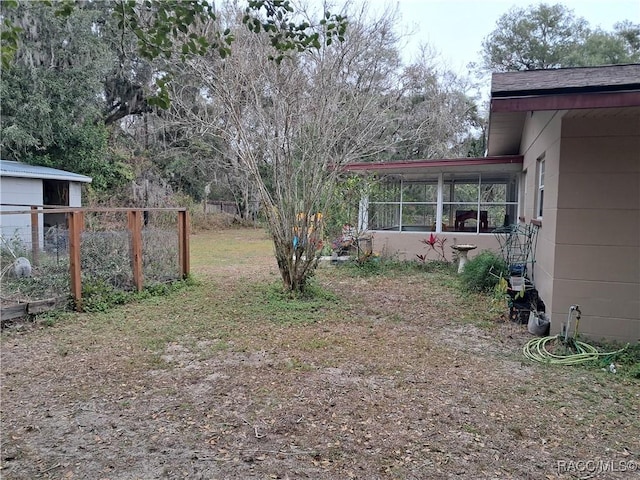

{"left": 1, "top": 296, "right": 69, "bottom": 321}
{"left": 1, "top": 304, "right": 28, "bottom": 321}
{"left": 27, "top": 296, "right": 68, "bottom": 315}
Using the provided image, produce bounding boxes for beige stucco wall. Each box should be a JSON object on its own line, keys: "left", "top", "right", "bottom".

{"left": 519, "top": 110, "right": 565, "bottom": 325}
{"left": 520, "top": 109, "right": 640, "bottom": 342}
{"left": 371, "top": 231, "right": 501, "bottom": 262}
{"left": 554, "top": 112, "right": 640, "bottom": 343}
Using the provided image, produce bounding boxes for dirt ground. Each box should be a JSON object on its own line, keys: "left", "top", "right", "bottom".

{"left": 1, "top": 229, "right": 638, "bottom": 480}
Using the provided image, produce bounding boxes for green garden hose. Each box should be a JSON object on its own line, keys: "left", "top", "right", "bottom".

{"left": 523, "top": 335, "right": 628, "bottom": 366}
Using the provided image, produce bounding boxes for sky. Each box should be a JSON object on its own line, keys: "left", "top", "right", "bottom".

{"left": 374, "top": 0, "right": 640, "bottom": 74}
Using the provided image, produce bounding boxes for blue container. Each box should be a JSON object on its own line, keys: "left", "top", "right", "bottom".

{"left": 509, "top": 263, "right": 526, "bottom": 276}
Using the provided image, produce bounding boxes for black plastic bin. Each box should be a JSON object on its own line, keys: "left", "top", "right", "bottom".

{"left": 507, "top": 285, "right": 545, "bottom": 324}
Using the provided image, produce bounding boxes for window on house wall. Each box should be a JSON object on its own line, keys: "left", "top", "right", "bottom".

{"left": 536, "top": 155, "right": 545, "bottom": 218}
{"left": 367, "top": 173, "right": 519, "bottom": 233}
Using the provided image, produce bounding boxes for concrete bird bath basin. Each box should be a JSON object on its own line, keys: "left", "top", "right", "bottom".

{"left": 451, "top": 244, "right": 477, "bottom": 273}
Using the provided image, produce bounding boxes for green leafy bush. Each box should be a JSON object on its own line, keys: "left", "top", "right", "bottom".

{"left": 613, "top": 343, "right": 640, "bottom": 379}
{"left": 79, "top": 277, "right": 194, "bottom": 313}
{"left": 460, "top": 251, "right": 508, "bottom": 293}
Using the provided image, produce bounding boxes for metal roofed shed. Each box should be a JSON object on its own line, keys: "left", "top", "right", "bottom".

{"left": 0, "top": 160, "right": 92, "bottom": 183}
{"left": 1, "top": 159, "right": 92, "bottom": 250}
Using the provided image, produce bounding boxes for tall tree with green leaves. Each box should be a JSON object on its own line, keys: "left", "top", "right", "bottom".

{"left": 1, "top": 0, "right": 347, "bottom": 101}
{"left": 481, "top": 3, "right": 639, "bottom": 72}
{"left": 0, "top": 1, "right": 130, "bottom": 190}
{"left": 482, "top": 3, "right": 588, "bottom": 71}
{"left": 565, "top": 21, "right": 640, "bottom": 66}
{"left": 1, "top": 0, "right": 347, "bottom": 195}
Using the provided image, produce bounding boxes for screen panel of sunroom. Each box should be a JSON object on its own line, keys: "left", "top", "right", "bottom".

{"left": 366, "top": 173, "right": 518, "bottom": 233}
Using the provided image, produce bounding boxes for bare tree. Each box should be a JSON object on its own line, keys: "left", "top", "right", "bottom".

{"left": 169, "top": 4, "right": 401, "bottom": 291}
{"left": 158, "top": 2, "right": 477, "bottom": 291}
{"left": 386, "top": 47, "right": 481, "bottom": 160}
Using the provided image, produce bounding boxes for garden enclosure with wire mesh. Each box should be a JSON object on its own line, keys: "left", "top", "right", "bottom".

{"left": 1, "top": 206, "right": 189, "bottom": 320}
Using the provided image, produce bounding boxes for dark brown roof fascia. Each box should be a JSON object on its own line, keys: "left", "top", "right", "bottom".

{"left": 343, "top": 156, "right": 523, "bottom": 172}
{"left": 492, "top": 83, "right": 640, "bottom": 98}
{"left": 491, "top": 91, "right": 640, "bottom": 113}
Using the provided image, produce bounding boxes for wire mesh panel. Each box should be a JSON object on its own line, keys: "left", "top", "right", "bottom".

{"left": 493, "top": 223, "right": 540, "bottom": 280}
{"left": 1, "top": 207, "right": 188, "bottom": 319}
{"left": 142, "top": 210, "right": 180, "bottom": 285}
{"left": 81, "top": 210, "right": 183, "bottom": 291}
{"left": 1, "top": 211, "right": 71, "bottom": 303}
{"left": 82, "top": 211, "right": 134, "bottom": 290}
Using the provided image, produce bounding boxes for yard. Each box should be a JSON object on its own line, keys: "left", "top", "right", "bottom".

{"left": 1, "top": 228, "right": 638, "bottom": 479}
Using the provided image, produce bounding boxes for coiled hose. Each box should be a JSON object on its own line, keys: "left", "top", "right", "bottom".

{"left": 523, "top": 336, "right": 628, "bottom": 365}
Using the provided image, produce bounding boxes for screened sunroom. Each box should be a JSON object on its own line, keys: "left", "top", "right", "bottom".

{"left": 365, "top": 172, "right": 519, "bottom": 234}
{"left": 346, "top": 157, "right": 524, "bottom": 235}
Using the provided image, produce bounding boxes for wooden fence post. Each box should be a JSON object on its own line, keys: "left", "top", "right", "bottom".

{"left": 178, "top": 210, "right": 190, "bottom": 279}
{"left": 68, "top": 210, "right": 84, "bottom": 310}
{"left": 30, "top": 205, "right": 39, "bottom": 266}
{"left": 128, "top": 210, "right": 144, "bottom": 292}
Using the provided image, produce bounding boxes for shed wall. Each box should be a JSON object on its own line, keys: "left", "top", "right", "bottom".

{"left": 0, "top": 177, "right": 43, "bottom": 249}
{"left": 69, "top": 182, "right": 82, "bottom": 207}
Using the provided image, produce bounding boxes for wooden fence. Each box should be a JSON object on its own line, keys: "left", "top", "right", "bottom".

{"left": 1, "top": 206, "right": 189, "bottom": 317}
{"left": 204, "top": 201, "right": 238, "bottom": 216}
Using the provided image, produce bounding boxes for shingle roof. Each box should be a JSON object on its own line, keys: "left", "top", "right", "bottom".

{"left": 491, "top": 64, "right": 640, "bottom": 97}
{"left": 0, "top": 160, "right": 92, "bottom": 183}
{"left": 487, "top": 64, "right": 640, "bottom": 156}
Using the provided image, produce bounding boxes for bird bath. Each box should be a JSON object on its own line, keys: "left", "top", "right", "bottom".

{"left": 451, "top": 244, "right": 477, "bottom": 273}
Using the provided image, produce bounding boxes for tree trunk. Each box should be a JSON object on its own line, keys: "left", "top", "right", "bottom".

{"left": 271, "top": 219, "right": 319, "bottom": 293}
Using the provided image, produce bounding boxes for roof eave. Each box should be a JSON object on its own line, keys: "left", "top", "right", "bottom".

{"left": 490, "top": 90, "right": 640, "bottom": 113}
{"left": 343, "top": 155, "right": 523, "bottom": 173}
{"left": 1, "top": 171, "right": 93, "bottom": 183}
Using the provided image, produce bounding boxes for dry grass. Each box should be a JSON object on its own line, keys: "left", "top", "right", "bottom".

{"left": 1, "top": 228, "right": 638, "bottom": 480}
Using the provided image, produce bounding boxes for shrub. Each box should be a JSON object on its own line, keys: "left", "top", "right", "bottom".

{"left": 588, "top": 341, "right": 640, "bottom": 379}
{"left": 460, "top": 251, "right": 508, "bottom": 293}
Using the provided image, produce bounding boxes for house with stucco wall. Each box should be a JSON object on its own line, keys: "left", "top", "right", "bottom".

{"left": 346, "top": 64, "right": 640, "bottom": 343}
